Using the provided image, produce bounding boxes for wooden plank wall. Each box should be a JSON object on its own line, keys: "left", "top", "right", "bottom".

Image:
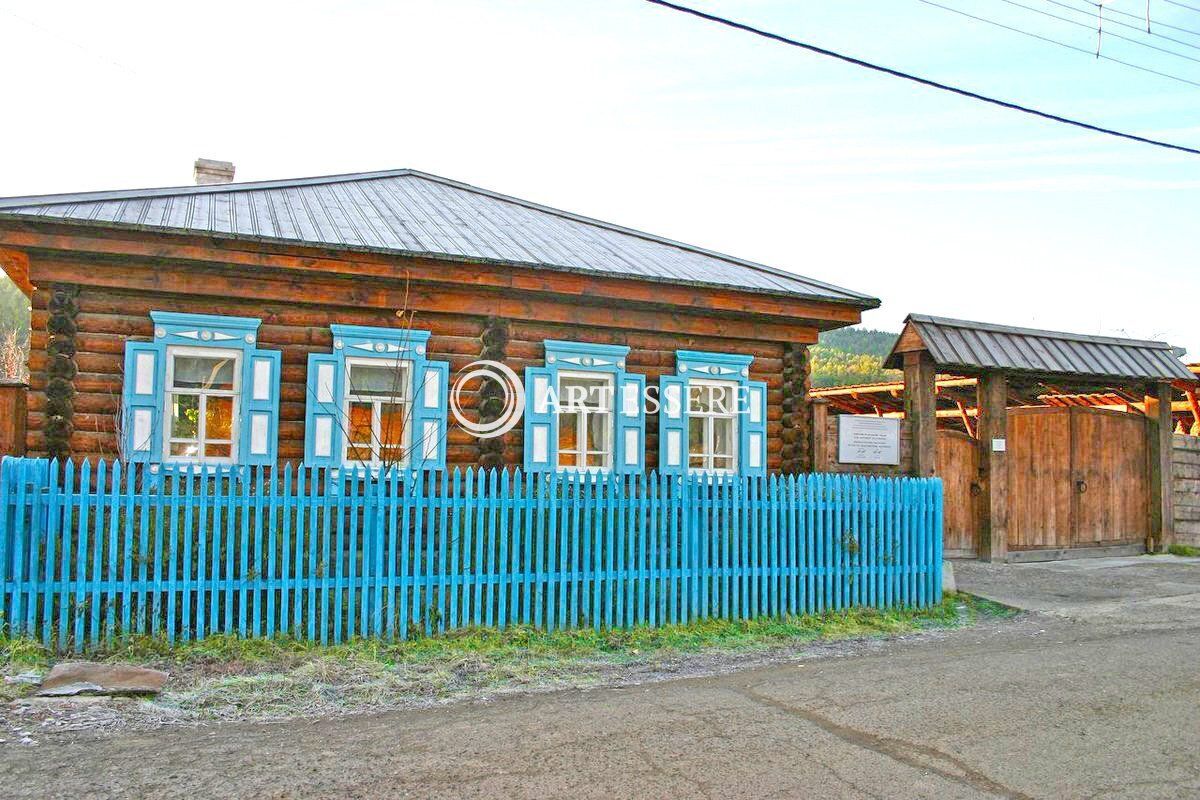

{"left": 27, "top": 282, "right": 788, "bottom": 470}
{"left": 937, "top": 430, "right": 979, "bottom": 557}
{"left": 1173, "top": 434, "right": 1200, "bottom": 546}
{"left": 1071, "top": 409, "right": 1148, "bottom": 546}
{"left": 0, "top": 381, "right": 27, "bottom": 457}
{"left": 1006, "top": 409, "right": 1073, "bottom": 549}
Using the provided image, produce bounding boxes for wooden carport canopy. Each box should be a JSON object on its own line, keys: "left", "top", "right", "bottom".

{"left": 883, "top": 314, "right": 1197, "bottom": 561}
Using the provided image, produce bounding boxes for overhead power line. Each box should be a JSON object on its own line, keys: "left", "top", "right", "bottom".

{"left": 997, "top": 0, "right": 1200, "bottom": 61}
{"left": 1041, "top": 0, "right": 1200, "bottom": 51}
{"left": 918, "top": 0, "right": 1200, "bottom": 87}
{"left": 1162, "top": 0, "right": 1200, "bottom": 14}
{"left": 643, "top": 0, "right": 1200, "bottom": 156}
{"left": 1069, "top": 0, "right": 1200, "bottom": 38}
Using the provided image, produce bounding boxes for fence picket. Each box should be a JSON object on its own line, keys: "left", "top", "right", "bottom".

{"left": 0, "top": 459, "right": 943, "bottom": 650}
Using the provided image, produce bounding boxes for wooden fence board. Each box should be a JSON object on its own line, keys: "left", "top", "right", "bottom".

{"left": 0, "top": 458, "right": 942, "bottom": 651}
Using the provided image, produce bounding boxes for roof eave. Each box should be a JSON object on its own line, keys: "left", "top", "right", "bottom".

{"left": 0, "top": 213, "right": 881, "bottom": 311}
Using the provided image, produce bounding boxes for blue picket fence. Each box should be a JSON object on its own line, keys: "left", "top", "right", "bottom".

{"left": 0, "top": 457, "right": 943, "bottom": 651}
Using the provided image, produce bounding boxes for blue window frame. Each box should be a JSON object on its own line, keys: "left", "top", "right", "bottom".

{"left": 523, "top": 340, "right": 646, "bottom": 474}
{"left": 303, "top": 325, "right": 449, "bottom": 471}
{"left": 658, "top": 350, "right": 767, "bottom": 477}
{"left": 121, "top": 311, "right": 281, "bottom": 466}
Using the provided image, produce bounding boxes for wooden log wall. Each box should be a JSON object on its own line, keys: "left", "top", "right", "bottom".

{"left": 27, "top": 264, "right": 797, "bottom": 472}
{"left": 1174, "top": 434, "right": 1200, "bottom": 546}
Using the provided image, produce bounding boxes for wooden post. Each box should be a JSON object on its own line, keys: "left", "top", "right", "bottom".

{"left": 975, "top": 372, "right": 1008, "bottom": 562}
{"left": 0, "top": 380, "right": 28, "bottom": 457}
{"left": 811, "top": 398, "right": 829, "bottom": 472}
{"left": 903, "top": 351, "right": 938, "bottom": 477}
{"left": 1144, "top": 382, "right": 1175, "bottom": 552}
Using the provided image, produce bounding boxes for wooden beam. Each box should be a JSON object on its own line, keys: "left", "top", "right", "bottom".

{"left": 1144, "top": 383, "right": 1175, "bottom": 551}
{"left": 811, "top": 398, "right": 830, "bottom": 472}
{"left": 29, "top": 256, "right": 818, "bottom": 344}
{"left": 903, "top": 350, "right": 938, "bottom": 478}
{"left": 811, "top": 376, "right": 977, "bottom": 398}
{"left": 0, "top": 222, "right": 867, "bottom": 327}
{"left": 879, "top": 407, "right": 979, "bottom": 420}
{"left": 956, "top": 400, "right": 976, "bottom": 438}
{"left": 976, "top": 372, "right": 1008, "bottom": 563}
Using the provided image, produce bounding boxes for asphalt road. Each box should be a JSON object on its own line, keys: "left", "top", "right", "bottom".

{"left": 4, "top": 557, "right": 1199, "bottom": 799}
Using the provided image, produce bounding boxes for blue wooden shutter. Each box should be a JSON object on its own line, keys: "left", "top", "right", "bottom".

{"left": 122, "top": 342, "right": 164, "bottom": 463}
{"left": 613, "top": 373, "right": 645, "bottom": 474}
{"left": 410, "top": 360, "right": 449, "bottom": 471}
{"left": 657, "top": 375, "right": 688, "bottom": 476}
{"left": 523, "top": 366, "right": 556, "bottom": 473}
{"left": 740, "top": 380, "right": 768, "bottom": 477}
{"left": 241, "top": 350, "right": 281, "bottom": 466}
{"left": 304, "top": 353, "right": 343, "bottom": 467}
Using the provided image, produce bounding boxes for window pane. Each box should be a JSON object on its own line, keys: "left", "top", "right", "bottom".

{"left": 379, "top": 447, "right": 405, "bottom": 464}
{"left": 689, "top": 454, "right": 705, "bottom": 468}
{"left": 559, "top": 411, "right": 580, "bottom": 452}
{"left": 348, "top": 402, "right": 373, "bottom": 444}
{"left": 206, "top": 395, "right": 234, "bottom": 441}
{"left": 170, "top": 394, "right": 200, "bottom": 439}
{"left": 710, "top": 385, "right": 734, "bottom": 415}
{"left": 559, "top": 376, "right": 608, "bottom": 410}
{"left": 347, "top": 445, "right": 372, "bottom": 463}
{"left": 206, "top": 443, "right": 232, "bottom": 459}
{"left": 712, "top": 417, "right": 734, "bottom": 457}
{"left": 348, "top": 363, "right": 406, "bottom": 395}
{"left": 585, "top": 412, "right": 609, "bottom": 454}
{"left": 170, "top": 442, "right": 199, "bottom": 457}
{"left": 379, "top": 402, "right": 406, "bottom": 447}
{"left": 688, "top": 417, "right": 704, "bottom": 454}
{"left": 173, "top": 354, "right": 235, "bottom": 391}
{"left": 586, "top": 452, "right": 606, "bottom": 467}
{"left": 711, "top": 456, "right": 734, "bottom": 471}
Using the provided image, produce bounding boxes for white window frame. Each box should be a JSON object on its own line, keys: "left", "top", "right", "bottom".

{"left": 163, "top": 345, "right": 241, "bottom": 465}
{"left": 555, "top": 370, "right": 614, "bottom": 472}
{"left": 342, "top": 356, "right": 413, "bottom": 469}
{"left": 687, "top": 378, "right": 738, "bottom": 475}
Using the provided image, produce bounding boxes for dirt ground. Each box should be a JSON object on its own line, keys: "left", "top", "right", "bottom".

{"left": 3, "top": 556, "right": 1199, "bottom": 799}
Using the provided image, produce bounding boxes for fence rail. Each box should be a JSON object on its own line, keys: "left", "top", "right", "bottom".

{"left": 0, "top": 457, "right": 943, "bottom": 651}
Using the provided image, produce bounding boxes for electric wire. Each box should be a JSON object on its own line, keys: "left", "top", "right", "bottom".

{"left": 998, "top": 0, "right": 1200, "bottom": 61}
{"left": 918, "top": 0, "right": 1200, "bottom": 87}
{"left": 644, "top": 0, "right": 1200, "bottom": 156}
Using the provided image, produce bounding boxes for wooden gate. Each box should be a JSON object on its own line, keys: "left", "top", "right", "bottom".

{"left": 937, "top": 430, "right": 980, "bottom": 557}
{"left": 1007, "top": 407, "right": 1149, "bottom": 551}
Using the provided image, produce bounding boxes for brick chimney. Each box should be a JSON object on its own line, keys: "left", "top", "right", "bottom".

{"left": 193, "top": 158, "right": 235, "bottom": 185}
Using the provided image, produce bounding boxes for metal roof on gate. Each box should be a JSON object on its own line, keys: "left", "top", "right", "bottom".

{"left": 883, "top": 314, "right": 1195, "bottom": 382}
{"left": 0, "top": 168, "right": 878, "bottom": 306}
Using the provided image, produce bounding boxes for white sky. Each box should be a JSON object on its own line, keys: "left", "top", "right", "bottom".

{"left": 1, "top": 0, "right": 1197, "bottom": 353}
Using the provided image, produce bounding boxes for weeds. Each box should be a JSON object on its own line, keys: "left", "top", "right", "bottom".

{"left": 1167, "top": 543, "right": 1200, "bottom": 558}
{"left": 1, "top": 596, "right": 1014, "bottom": 721}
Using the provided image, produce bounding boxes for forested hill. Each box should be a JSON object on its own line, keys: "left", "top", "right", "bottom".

{"left": 810, "top": 327, "right": 900, "bottom": 388}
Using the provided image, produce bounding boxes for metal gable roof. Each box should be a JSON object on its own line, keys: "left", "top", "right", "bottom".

{"left": 884, "top": 314, "right": 1194, "bottom": 382}
{"left": 0, "top": 168, "right": 878, "bottom": 306}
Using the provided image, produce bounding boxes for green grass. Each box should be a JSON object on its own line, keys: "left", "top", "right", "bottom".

{"left": 1, "top": 595, "right": 1014, "bottom": 717}
{"left": 1167, "top": 543, "right": 1200, "bottom": 558}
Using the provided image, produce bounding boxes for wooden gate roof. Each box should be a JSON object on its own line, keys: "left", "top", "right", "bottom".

{"left": 0, "top": 168, "right": 877, "bottom": 307}
{"left": 883, "top": 314, "right": 1194, "bottom": 382}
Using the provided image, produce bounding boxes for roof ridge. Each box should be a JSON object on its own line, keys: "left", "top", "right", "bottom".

{"left": 0, "top": 167, "right": 420, "bottom": 208}
{"left": 906, "top": 313, "right": 1173, "bottom": 350}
